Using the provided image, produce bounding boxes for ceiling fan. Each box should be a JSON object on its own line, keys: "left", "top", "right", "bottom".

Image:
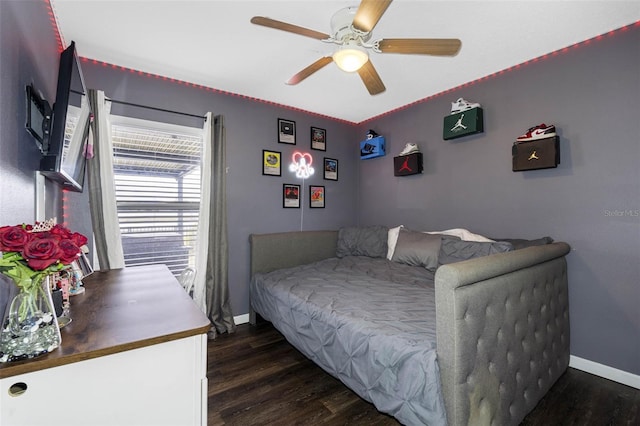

{"left": 250, "top": 0, "right": 461, "bottom": 95}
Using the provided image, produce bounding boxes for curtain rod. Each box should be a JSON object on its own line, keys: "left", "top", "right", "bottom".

{"left": 106, "top": 97, "right": 206, "bottom": 121}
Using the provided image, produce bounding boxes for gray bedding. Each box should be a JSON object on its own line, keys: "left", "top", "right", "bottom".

{"left": 250, "top": 255, "right": 448, "bottom": 425}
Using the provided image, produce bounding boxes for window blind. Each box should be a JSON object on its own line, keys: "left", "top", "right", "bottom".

{"left": 111, "top": 119, "right": 203, "bottom": 276}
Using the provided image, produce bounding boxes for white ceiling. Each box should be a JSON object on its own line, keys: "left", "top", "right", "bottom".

{"left": 50, "top": 0, "right": 640, "bottom": 123}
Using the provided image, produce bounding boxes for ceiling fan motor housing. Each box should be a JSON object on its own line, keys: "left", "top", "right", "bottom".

{"left": 330, "top": 7, "right": 371, "bottom": 44}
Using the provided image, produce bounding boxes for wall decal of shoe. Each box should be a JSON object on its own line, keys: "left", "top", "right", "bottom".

{"left": 516, "top": 123, "right": 556, "bottom": 142}
{"left": 398, "top": 143, "right": 420, "bottom": 156}
{"left": 450, "top": 98, "right": 481, "bottom": 114}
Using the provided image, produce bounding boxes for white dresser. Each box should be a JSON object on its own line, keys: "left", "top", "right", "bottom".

{"left": 0, "top": 265, "right": 210, "bottom": 426}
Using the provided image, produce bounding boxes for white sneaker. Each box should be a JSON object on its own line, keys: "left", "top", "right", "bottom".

{"left": 451, "top": 98, "right": 481, "bottom": 114}
{"left": 399, "top": 143, "right": 419, "bottom": 156}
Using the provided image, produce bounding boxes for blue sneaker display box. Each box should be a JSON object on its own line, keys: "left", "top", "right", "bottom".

{"left": 360, "top": 136, "right": 386, "bottom": 159}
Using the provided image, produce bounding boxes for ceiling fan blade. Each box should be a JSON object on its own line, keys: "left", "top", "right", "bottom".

{"left": 286, "top": 57, "right": 334, "bottom": 85}
{"left": 352, "top": 0, "right": 392, "bottom": 33}
{"left": 251, "top": 16, "right": 330, "bottom": 40}
{"left": 357, "top": 60, "right": 386, "bottom": 95}
{"left": 377, "top": 38, "right": 462, "bottom": 56}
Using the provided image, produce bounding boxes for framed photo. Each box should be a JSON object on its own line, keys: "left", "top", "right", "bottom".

{"left": 311, "top": 126, "right": 326, "bottom": 151}
{"left": 262, "top": 150, "right": 281, "bottom": 176}
{"left": 283, "top": 184, "right": 301, "bottom": 208}
{"left": 323, "top": 157, "right": 338, "bottom": 181}
{"left": 278, "top": 118, "right": 296, "bottom": 144}
{"left": 309, "top": 185, "right": 325, "bottom": 208}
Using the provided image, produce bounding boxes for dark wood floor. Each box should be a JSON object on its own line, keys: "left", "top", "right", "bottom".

{"left": 208, "top": 322, "right": 640, "bottom": 425}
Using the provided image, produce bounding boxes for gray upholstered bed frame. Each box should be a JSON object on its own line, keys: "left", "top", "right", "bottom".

{"left": 249, "top": 230, "right": 571, "bottom": 426}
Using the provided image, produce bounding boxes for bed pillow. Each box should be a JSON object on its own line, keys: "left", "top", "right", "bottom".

{"left": 438, "top": 236, "right": 513, "bottom": 265}
{"left": 336, "top": 225, "right": 389, "bottom": 258}
{"left": 386, "top": 225, "right": 404, "bottom": 260}
{"left": 489, "top": 237, "right": 554, "bottom": 250}
{"left": 391, "top": 229, "right": 441, "bottom": 271}
{"left": 425, "top": 228, "right": 494, "bottom": 242}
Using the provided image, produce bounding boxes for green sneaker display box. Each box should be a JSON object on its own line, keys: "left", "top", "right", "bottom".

{"left": 443, "top": 107, "right": 484, "bottom": 140}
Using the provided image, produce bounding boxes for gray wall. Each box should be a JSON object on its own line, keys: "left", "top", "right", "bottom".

{"left": 81, "top": 63, "right": 360, "bottom": 317}
{"left": 355, "top": 27, "right": 639, "bottom": 375}
{"left": 0, "top": 0, "right": 59, "bottom": 225}
{"left": 0, "top": 0, "right": 93, "bottom": 257}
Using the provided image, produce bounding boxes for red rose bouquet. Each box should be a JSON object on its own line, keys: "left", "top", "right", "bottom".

{"left": 1, "top": 221, "right": 87, "bottom": 285}
{"left": 1, "top": 219, "right": 88, "bottom": 361}
{"left": 0, "top": 219, "right": 87, "bottom": 321}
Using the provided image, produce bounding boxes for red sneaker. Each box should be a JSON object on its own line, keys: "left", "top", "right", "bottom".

{"left": 516, "top": 124, "right": 556, "bottom": 142}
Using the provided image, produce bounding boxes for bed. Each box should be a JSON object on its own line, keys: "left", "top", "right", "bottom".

{"left": 249, "top": 227, "right": 570, "bottom": 425}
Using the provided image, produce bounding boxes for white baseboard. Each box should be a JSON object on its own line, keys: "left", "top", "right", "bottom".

{"left": 234, "top": 313, "right": 250, "bottom": 325}
{"left": 570, "top": 355, "right": 640, "bottom": 389}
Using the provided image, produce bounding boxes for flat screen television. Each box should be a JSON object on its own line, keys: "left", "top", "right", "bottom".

{"left": 39, "top": 41, "right": 91, "bottom": 192}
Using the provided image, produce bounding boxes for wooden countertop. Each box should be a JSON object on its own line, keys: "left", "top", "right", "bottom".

{"left": 0, "top": 264, "right": 211, "bottom": 379}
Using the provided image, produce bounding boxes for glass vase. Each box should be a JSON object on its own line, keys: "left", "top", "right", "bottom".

{"left": 0, "top": 275, "right": 62, "bottom": 362}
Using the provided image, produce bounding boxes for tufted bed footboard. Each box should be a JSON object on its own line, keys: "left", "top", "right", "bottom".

{"left": 249, "top": 231, "right": 570, "bottom": 425}
{"left": 435, "top": 242, "right": 571, "bottom": 425}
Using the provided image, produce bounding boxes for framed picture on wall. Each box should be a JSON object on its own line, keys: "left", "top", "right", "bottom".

{"left": 311, "top": 127, "right": 326, "bottom": 151}
{"left": 323, "top": 157, "right": 338, "bottom": 181}
{"left": 262, "top": 150, "right": 281, "bottom": 176}
{"left": 309, "top": 185, "right": 325, "bottom": 208}
{"left": 278, "top": 118, "right": 296, "bottom": 144}
{"left": 283, "top": 184, "right": 301, "bottom": 208}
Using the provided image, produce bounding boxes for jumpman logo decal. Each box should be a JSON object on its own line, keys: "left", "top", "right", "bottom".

{"left": 398, "top": 156, "right": 413, "bottom": 172}
{"left": 450, "top": 114, "right": 467, "bottom": 132}
{"left": 528, "top": 150, "right": 540, "bottom": 161}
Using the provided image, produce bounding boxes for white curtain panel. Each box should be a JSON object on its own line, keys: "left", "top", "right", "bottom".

{"left": 193, "top": 112, "right": 213, "bottom": 313}
{"left": 87, "top": 89, "right": 125, "bottom": 270}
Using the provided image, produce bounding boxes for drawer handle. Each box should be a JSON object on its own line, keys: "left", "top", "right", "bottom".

{"left": 8, "top": 382, "right": 27, "bottom": 397}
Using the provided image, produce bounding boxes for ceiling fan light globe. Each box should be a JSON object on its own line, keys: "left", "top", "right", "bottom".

{"left": 333, "top": 48, "right": 369, "bottom": 73}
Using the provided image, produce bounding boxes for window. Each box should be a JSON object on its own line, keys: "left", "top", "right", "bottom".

{"left": 110, "top": 116, "right": 204, "bottom": 276}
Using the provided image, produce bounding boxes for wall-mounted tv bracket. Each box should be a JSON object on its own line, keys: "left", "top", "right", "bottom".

{"left": 25, "top": 84, "right": 52, "bottom": 154}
